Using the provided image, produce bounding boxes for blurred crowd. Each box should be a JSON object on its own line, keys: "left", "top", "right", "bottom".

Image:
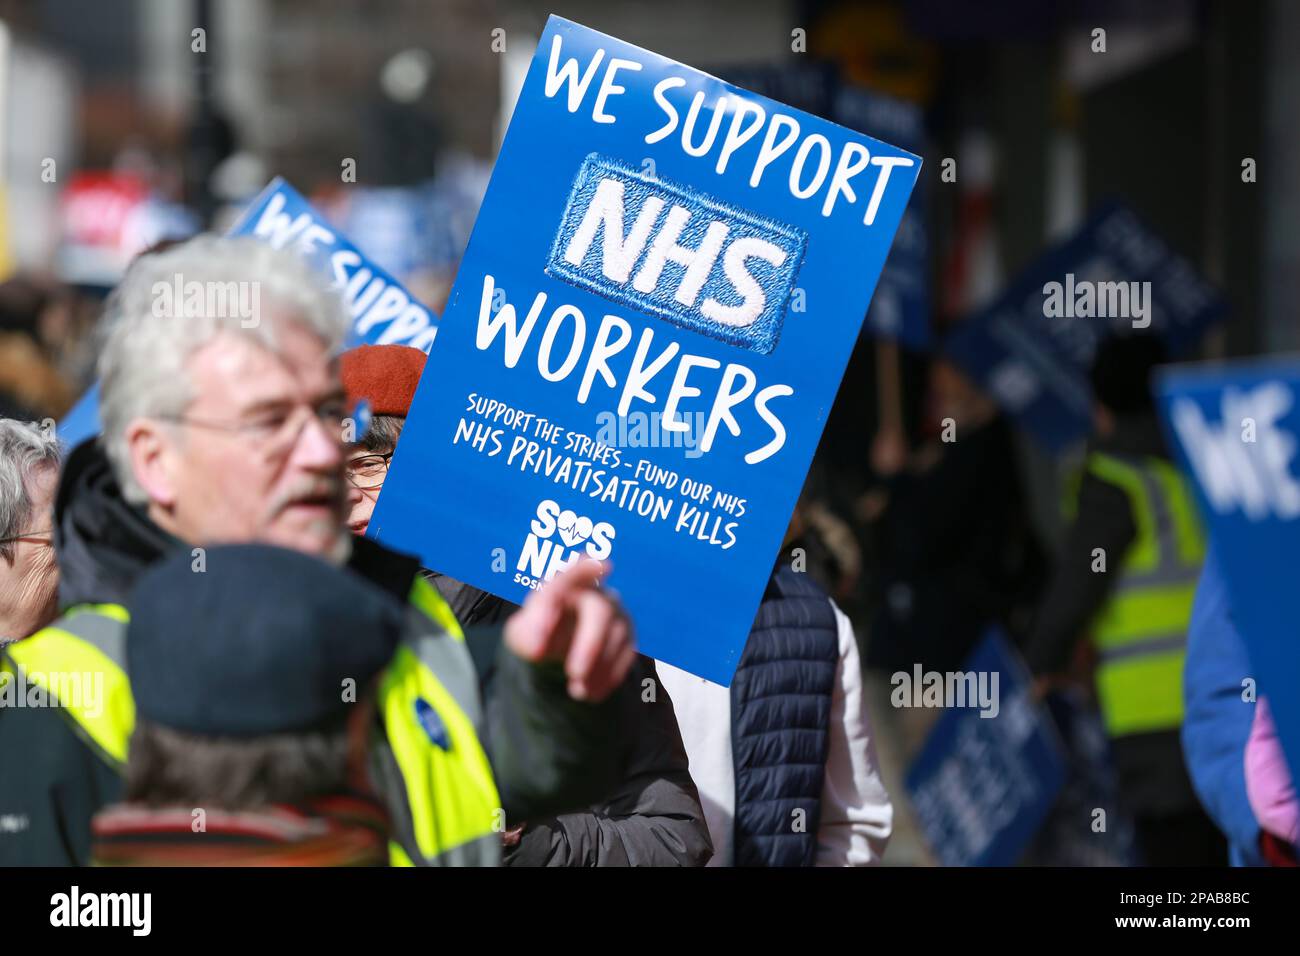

{"left": 0, "top": 226, "right": 1293, "bottom": 868}
{"left": 0, "top": 235, "right": 894, "bottom": 867}
{"left": 0, "top": 275, "right": 98, "bottom": 420}
{"left": 0, "top": 0, "right": 1294, "bottom": 869}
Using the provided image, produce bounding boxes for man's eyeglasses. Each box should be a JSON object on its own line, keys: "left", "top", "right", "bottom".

{"left": 157, "top": 399, "right": 350, "bottom": 458}
{"left": 345, "top": 452, "right": 393, "bottom": 490}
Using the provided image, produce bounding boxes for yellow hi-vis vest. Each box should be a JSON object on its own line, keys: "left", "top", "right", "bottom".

{"left": 0, "top": 576, "right": 501, "bottom": 866}
{"left": 1082, "top": 451, "right": 1206, "bottom": 738}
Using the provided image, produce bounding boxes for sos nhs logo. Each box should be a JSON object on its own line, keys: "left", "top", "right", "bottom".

{"left": 546, "top": 154, "right": 806, "bottom": 354}
{"left": 515, "top": 499, "right": 616, "bottom": 589}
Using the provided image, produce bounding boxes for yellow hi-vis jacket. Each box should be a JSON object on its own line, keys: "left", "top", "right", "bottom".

{"left": 1081, "top": 451, "right": 1206, "bottom": 738}
{"left": 1, "top": 576, "right": 501, "bottom": 866}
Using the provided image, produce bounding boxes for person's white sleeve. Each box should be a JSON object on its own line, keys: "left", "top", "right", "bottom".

{"left": 815, "top": 603, "right": 893, "bottom": 866}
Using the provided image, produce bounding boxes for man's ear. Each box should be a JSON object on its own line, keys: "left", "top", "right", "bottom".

{"left": 123, "top": 418, "right": 178, "bottom": 508}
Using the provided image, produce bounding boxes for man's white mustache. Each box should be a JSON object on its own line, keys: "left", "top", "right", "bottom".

{"left": 267, "top": 475, "right": 345, "bottom": 520}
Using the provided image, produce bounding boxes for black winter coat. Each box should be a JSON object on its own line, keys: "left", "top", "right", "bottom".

{"left": 429, "top": 573, "right": 712, "bottom": 867}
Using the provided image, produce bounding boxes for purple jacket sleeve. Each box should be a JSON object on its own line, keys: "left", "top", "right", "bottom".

{"left": 1245, "top": 697, "right": 1300, "bottom": 846}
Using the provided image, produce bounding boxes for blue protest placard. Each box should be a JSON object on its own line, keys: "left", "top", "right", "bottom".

{"left": 57, "top": 383, "right": 100, "bottom": 455}
{"left": 833, "top": 85, "right": 929, "bottom": 351}
{"left": 333, "top": 186, "right": 437, "bottom": 282}
{"left": 229, "top": 178, "right": 440, "bottom": 352}
{"left": 56, "top": 179, "right": 440, "bottom": 448}
{"left": 370, "top": 16, "right": 921, "bottom": 684}
{"left": 717, "top": 66, "right": 930, "bottom": 351}
{"left": 1023, "top": 688, "right": 1138, "bottom": 866}
{"left": 945, "top": 202, "right": 1227, "bottom": 452}
{"left": 1157, "top": 358, "right": 1300, "bottom": 785}
{"left": 905, "top": 630, "right": 1068, "bottom": 866}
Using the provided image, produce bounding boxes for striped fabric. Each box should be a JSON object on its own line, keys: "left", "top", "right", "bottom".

{"left": 91, "top": 794, "right": 389, "bottom": 867}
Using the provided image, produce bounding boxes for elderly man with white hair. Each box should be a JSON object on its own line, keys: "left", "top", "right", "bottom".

{"left": 0, "top": 419, "right": 61, "bottom": 642}
{"left": 0, "top": 235, "right": 634, "bottom": 866}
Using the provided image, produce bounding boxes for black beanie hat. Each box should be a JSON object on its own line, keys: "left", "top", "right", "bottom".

{"left": 126, "top": 544, "right": 404, "bottom": 737}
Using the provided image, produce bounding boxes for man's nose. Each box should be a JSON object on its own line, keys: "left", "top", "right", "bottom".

{"left": 294, "top": 411, "right": 345, "bottom": 471}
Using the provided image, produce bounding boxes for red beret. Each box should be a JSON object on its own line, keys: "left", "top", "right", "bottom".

{"left": 340, "top": 344, "right": 427, "bottom": 418}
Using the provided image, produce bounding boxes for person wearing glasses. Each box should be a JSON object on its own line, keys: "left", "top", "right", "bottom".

{"left": 340, "top": 343, "right": 712, "bottom": 867}
{"left": 0, "top": 236, "right": 634, "bottom": 867}
{"left": 0, "top": 419, "right": 61, "bottom": 643}
{"left": 339, "top": 344, "right": 421, "bottom": 540}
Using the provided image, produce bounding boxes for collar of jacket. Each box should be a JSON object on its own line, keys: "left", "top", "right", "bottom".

{"left": 55, "top": 439, "right": 181, "bottom": 610}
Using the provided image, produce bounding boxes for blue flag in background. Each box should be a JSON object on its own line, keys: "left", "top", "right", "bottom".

{"left": 946, "top": 202, "right": 1227, "bottom": 452}
{"left": 228, "top": 178, "right": 439, "bottom": 352}
{"left": 59, "top": 180, "right": 439, "bottom": 448}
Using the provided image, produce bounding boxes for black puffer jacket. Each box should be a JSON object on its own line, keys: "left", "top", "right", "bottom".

{"left": 429, "top": 573, "right": 712, "bottom": 867}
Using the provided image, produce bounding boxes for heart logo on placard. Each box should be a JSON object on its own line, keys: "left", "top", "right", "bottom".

{"left": 557, "top": 510, "right": 593, "bottom": 548}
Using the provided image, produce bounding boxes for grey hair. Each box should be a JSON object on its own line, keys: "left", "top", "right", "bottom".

{"left": 123, "top": 717, "right": 350, "bottom": 810}
{"left": 97, "top": 235, "right": 351, "bottom": 504}
{"left": 359, "top": 414, "right": 404, "bottom": 453}
{"left": 0, "top": 419, "right": 61, "bottom": 562}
